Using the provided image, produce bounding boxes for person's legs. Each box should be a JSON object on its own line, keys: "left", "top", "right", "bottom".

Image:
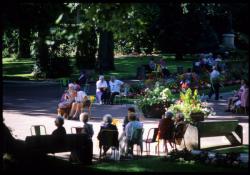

{"left": 69, "top": 102, "right": 77, "bottom": 117}
{"left": 208, "top": 85, "right": 214, "bottom": 99}
{"left": 214, "top": 83, "right": 220, "bottom": 100}
{"left": 110, "top": 92, "right": 119, "bottom": 105}
{"left": 73, "top": 103, "right": 82, "bottom": 119}
{"left": 96, "top": 91, "right": 102, "bottom": 104}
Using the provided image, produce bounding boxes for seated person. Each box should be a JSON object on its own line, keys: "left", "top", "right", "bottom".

{"left": 233, "top": 82, "right": 249, "bottom": 112}
{"left": 79, "top": 112, "right": 94, "bottom": 139}
{"left": 174, "top": 113, "right": 187, "bottom": 144}
{"left": 52, "top": 116, "right": 66, "bottom": 136}
{"left": 57, "top": 83, "right": 77, "bottom": 119}
{"left": 225, "top": 79, "right": 247, "bottom": 112}
{"left": 97, "top": 114, "right": 118, "bottom": 156}
{"left": 96, "top": 75, "right": 108, "bottom": 104}
{"left": 122, "top": 107, "right": 139, "bottom": 131}
{"left": 120, "top": 112, "right": 143, "bottom": 157}
{"left": 158, "top": 112, "right": 175, "bottom": 152}
{"left": 69, "top": 89, "right": 88, "bottom": 120}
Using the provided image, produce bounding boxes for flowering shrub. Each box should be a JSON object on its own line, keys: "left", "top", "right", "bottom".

{"left": 135, "top": 82, "right": 175, "bottom": 115}
{"left": 168, "top": 88, "right": 215, "bottom": 122}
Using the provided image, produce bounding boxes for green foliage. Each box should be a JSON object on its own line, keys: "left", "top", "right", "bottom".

{"left": 168, "top": 88, "right": 214, "bottom": 121}
{"left": 136, "top": 83, "right": 175, "bottom": 113}
{"left": 3, "top": 29, "right": 19, "bottom": 58}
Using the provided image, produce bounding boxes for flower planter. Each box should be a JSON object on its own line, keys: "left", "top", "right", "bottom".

{"left": 190, "top": 112, "right": 205, "bottom": 122}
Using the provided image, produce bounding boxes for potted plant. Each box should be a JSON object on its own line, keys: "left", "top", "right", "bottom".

{"left": 168, "top": 88, "right": 215, "bottom": 123}
{"left": 136, "top": 82, "right": 175, "bottom": 118}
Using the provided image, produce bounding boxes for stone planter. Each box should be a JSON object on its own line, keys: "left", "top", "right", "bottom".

{"left": 190, "top": 112, "right": 205, "bottom": 122}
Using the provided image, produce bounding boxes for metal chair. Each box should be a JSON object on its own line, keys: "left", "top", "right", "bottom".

{"left": 129, "top": 128, "right": 144, "bottom": 156}
{"left": 30, "top": 125, "right": 47, "bottom": 136}
{"left": 143, "top": 128, "right": 159, "bottom": 156}
{"left": 71, "top": 127, "right": 84, "bottom": 134}
{"left": 98, "top": 129, "right": 119, "bottom": 160}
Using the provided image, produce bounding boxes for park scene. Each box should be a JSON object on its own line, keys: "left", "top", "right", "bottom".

{"left": 2, "top": 2, "right": 249, "bottom": 173}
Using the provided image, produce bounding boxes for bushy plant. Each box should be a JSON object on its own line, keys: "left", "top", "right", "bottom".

{"left": 136, "top": 82, "right": 175, "bottom": 115}
{"left": 168, "top": 88, "right": 215, "bottom": 122}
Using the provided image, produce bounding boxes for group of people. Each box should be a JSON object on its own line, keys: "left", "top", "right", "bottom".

{"left": 148, "top": 58, "right": 171, "bottom": 79}
{"left": 193, "top": 53, "right": 226, "bottom": 74}
{"left": 96, "top": 75, "right": 125, "bottom": 105}
{"left": 57, "top": 82, "right": 90, "bottom": 120}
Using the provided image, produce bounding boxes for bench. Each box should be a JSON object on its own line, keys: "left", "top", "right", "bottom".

{"left": 184, "top": 120, "right": 243, "bottom": 150}
{"left": 25, "top": 134, "right": 93, "bottom": 164}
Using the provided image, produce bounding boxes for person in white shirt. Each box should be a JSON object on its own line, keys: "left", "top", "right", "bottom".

{"left": 208, "top": 66, "right": 221, "bottom": 100}
{"left": 109, "top": 76, "right": 124, "bottom": 105}
{"left": 96, "top": 75, "right": 108, "bottom": 104}
{"left": 69, "top": 88, "right": 88, "bottom": 120}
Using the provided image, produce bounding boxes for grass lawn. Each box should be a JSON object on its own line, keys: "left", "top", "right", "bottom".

{"left": 3, "top": 58, "right": 34, "bottom": 80}
{"left": 3, "top": 55, "right": 194, "bottom": 80}
{"left": 86, "top": 156, "right": 247, "bottom": 172}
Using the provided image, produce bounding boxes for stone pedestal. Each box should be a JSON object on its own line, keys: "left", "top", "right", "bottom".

{"left": 222, "top": 33, "right": 235, "bottom": 49}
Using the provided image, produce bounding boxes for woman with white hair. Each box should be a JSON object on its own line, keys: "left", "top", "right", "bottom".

{"left": 96, "top": 75, "right": 108, "bottom": 104}
{"left": 97, "top": 114, "right": 118, "bottom": 156}
{"left": 79, "top": 112, "right": 94, "bottom": 138}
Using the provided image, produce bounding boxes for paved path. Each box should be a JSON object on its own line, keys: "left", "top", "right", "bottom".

{"left": 3, "top": 81, "right": 249, "bottom": 159}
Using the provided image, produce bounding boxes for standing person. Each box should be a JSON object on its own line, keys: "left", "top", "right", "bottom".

{"left": 79, "top": 112, "right": 94, "bottom": 138}
{"left": 109, "top": 76, "right": 124, "bottom": 105}
{"left": 96, "top": 75, "right": 108, "bottom": 104}
{"left": 78, "top": 70, "right": 87, "bottom": 87}
{"left": 149, "top": 58, "right": 156, "bottom": 71}
{"left": 208, "top": 66, "right": 221, "bottom": 100}
{"left": 97, "top": 114, "right": 118, "bottom": 156}
{"left": 52, "top": 116, "right": 67, "bottom": 136}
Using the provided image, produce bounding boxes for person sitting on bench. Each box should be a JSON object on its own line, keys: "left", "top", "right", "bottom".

{"left": 69, "top": 88, "right": 88, "bottom": 120}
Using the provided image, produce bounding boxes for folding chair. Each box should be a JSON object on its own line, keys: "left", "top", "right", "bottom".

{"left": 143, "top": 128, "right": 159, "bottom": 156}
{"left": 71, "top": 127, "right": 84, "bottom": 134}
{"left": 129, "top": 128, "right": 144, "bottom": 157}
{"left": 30, "top": 125, "right": 47, "bottom": 136}
{"left": 98, "top": 129, "right": 119, "bottom": 160}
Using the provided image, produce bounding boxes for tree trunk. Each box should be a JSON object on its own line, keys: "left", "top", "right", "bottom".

{"left": 37, "top": 27, "right": 49, "bottom": 73}
{"left": 175, "top": 52, "right": 183, "bottom": 60}
{"left": 76, "top": 28, "right": 97, "bottom": 70}
{"left": 98, "top": 30, "right": 115, "bottom": 73}
{"left": 18, "top": 26, "right": 31, "bottom": 58}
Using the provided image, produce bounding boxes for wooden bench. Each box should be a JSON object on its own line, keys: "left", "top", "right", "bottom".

{"left": 184, "top": 120, "right": 243, "bottom": 150}
{"left": 25, "top": 134, "right": 93, "bottom": 164}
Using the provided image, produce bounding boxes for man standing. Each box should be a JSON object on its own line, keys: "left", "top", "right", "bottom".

{"left": 109, "top": 76, "right": 124, "bottom": 105}
{"left": 208, "top": 66, "right": 221, "bottom": 100}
